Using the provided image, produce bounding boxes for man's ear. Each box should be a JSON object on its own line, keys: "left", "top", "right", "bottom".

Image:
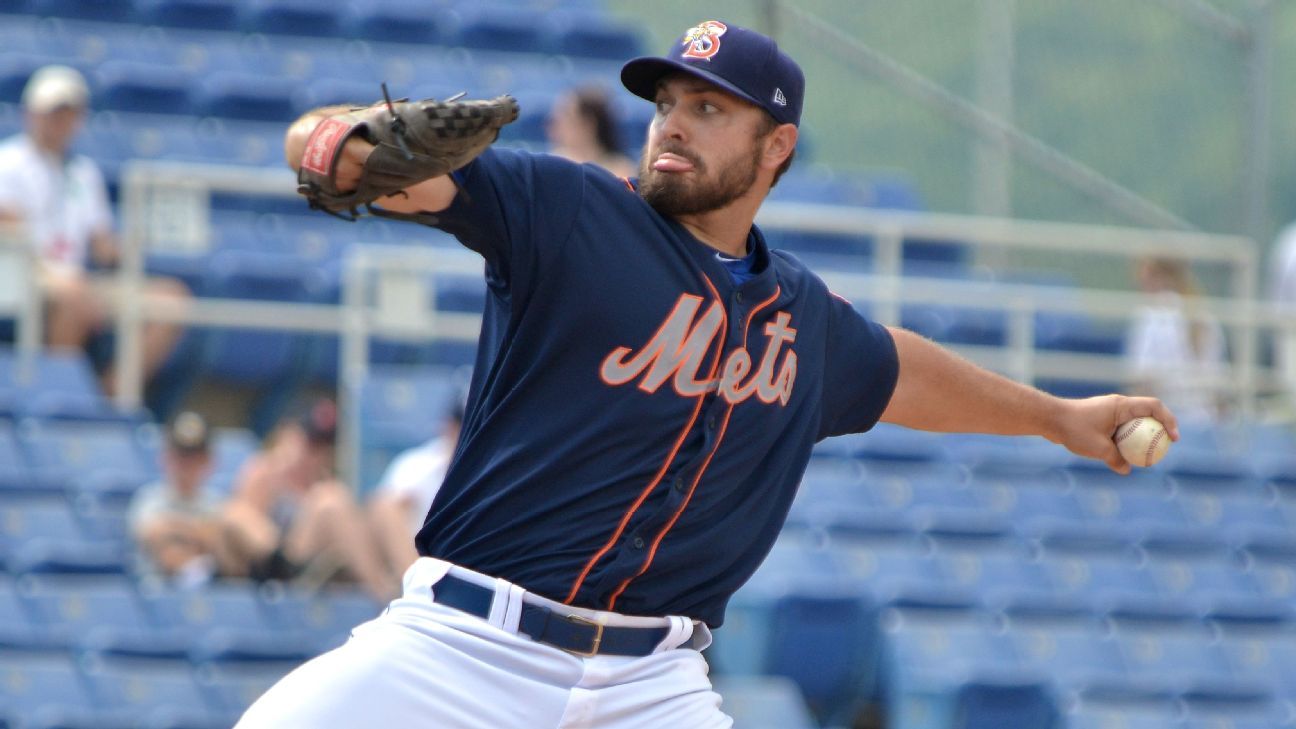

{"left": 761, "top": 124, "right": 798, "bottom": 171}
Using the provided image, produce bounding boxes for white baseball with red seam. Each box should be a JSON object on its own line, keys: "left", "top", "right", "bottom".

{"left": 1114, "top": 416, "right": 1170, "bottom": 467}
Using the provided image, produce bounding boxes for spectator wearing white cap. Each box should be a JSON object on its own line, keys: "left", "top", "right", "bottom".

{"left": 0, "top": 65, "right": 189, "bottom": 395}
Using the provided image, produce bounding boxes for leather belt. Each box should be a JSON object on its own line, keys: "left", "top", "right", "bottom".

{"left": 432, "top": 573, "right": 674, "bottom": 657}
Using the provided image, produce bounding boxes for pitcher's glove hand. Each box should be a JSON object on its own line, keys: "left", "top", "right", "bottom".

{"left": 297, "top": 88, "right": 519, "bottom": 222}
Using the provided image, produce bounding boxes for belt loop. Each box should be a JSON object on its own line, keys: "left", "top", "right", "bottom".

{"left": 487, "top": 578, "right": 512, "bottom": 630}
{"left": 501, "top": 583, "right": 525, "bottom": 634}
{"left": 652, "top": 615, "right": 694, "bottom": 653}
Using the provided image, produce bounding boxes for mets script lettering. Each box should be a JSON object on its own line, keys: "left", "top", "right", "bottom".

{"left": 600, "top": 294, "right": 798, "bottom": 405}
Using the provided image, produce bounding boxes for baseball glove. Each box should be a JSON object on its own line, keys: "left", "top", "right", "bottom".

{"left": 296, "top": 86, "right": 519, "bottom": 224}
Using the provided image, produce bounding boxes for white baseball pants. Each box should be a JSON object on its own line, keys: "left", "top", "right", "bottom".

{"left": 235, "top": 558, "right": 732, "bottom": 728}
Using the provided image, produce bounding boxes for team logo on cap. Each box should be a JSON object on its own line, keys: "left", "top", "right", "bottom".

{"left": 681, "top": 20, "right": 727, "bottom": 60}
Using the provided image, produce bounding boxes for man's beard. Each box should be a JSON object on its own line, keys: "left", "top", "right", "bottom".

{"left": 638, "top": 142, "right": 762, "bottom": 216}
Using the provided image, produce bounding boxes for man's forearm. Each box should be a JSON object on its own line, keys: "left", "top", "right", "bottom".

{"left": 880, "top": 327, "right": 1066, "bottom": 442}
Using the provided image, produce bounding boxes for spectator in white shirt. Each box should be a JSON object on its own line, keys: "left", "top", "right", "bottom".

{"left": 1127, "top": 257, "right": 1229, "bottom": 423}
{"left": 0, "top": 65, "right": 188, "bottom": 394}
{"left": 1270, "top": 223, "right": 1296, "bottom": 410}
{"left": 368, "top": 399, "right": 464, "bottom": 576}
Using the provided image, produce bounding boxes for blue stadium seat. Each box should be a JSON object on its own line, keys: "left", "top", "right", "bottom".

{"left": 16, "top": 418, "right": 157, "bottom": 485}
{"left": 1140, "top": 527, "right": 1261, "bottom": 602}
{"left": 1032, "top": 523, "right": 1159, "bottom": 602}
{"left": 452, "top": 6, "right": 549, "bottom": 54}
{"left": 135, "top": 0, "right": 242, "bottom": 31}
{"left": 1179, "top": 681, "right": 1286, "bottom": 729}
{"left": 348, "top": 1, "right": 444, "bottom": 45}
{"left": 17, "top": 574, "right": 155, "bottom": 642}
{"left": 1066, "top": 683, "right": 1183, "bottom": 729}
{"left": 1107, "top": 604, "right": 1234, "bottom": 686}
{"left": 93, "top": 60, "right": 195, "bottom": 115}
{"left": 195, "top": 72, "right": 298, "bottom": 122}
{"left": 834, "top": 534, "right": 948, "bottom": 606}
{"left": 0, "top": 650, "right": 103, "bottom": 728}
{"left": 764, "top": 584, "right": 878, "bottom": 724}
{"left": 883, "top": 607, "right": 1021, "bottom": 729}
{"left": 0, "top": 498, "right": 84, "bottom": 554}
{"left": 935, "top": 543, "right": 1054, "bottom": 601}
{"left": 707, "top": 538, "right": 853, "bottom": 677}
{"left": 711, "top": 675, "right": 817, "bottom": 729}
{"left": 262, "top": 586, "right": 382, "bottom": 650}
{"left": 972, "top": 480, "right": 1085, "bottom": 527}
{"left": 0, "top": 575, "right": 61, "bottom": 650}
{"left": 290, "top": 77, "right": 384, "bottom": 117}
{"left": 7, "top": 537, "right": 129, "bottom": 576}
{"left": 200, "top": 251, "right": 322, "bottom": 386}
{"left": 1005, "top": 609, "right": 1126, "bottom": 691}
{"left": 81, "top": 654, "right": 225, "bottom": 728}
{"left": 195, "top": 660, "right": 298, "bottom": 717}
{"left": 143, "top": 582, "right": 277, "bottom": 633}
{"left": 1034, "top": 312, "right": 1125, "bottom": 355}
{"left": 0, "top": 420, "right": 31, "bottom": 486}
{"left": 241, "top": 0, "right": 344, "bottom": 38}
{"left": 951, "top": 678, "right": 1061, "bottom": 729}
{"left": 28, "top": 0, "right": 135, "bottom": 21}
{"left": 0, "top": 347, "right": 115, "bottom": 420}
{"left": 547, "top": 16, "right": 645, "bottom": 61}
{"left": 189, "top": 626, "right": 320, "bottom": 664}
{"left": 1163, "top": 449, "right": 1257, "bottom": 491}
{"left": 1074, "top": 484, "right": 1191, "bottom": 529}
{"left": 1236, "top": 528, "right": 1296, "bottom": 601}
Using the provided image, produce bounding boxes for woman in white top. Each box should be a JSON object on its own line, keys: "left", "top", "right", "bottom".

{"left": 1127, "top": 257, "right": 1229, "bottom": 424}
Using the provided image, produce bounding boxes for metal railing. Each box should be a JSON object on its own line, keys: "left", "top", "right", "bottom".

{"left": 6, "top": 160, "right": 1268, "bottom": 486}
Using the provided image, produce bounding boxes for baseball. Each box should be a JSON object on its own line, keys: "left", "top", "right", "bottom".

{"left": 1114, "top": 416, "right": 1170, "bottom": 467}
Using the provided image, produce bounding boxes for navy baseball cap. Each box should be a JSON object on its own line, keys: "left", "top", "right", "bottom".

{"left": 621, "top": 20, "right": 804, "bottom": 127}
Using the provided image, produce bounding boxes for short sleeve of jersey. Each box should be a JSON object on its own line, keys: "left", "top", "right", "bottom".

{"left": 433, "top": 148, "right": 584, "bottom": 287}
{"left": 818, "top": 293, "right": 900, "bottom": 440}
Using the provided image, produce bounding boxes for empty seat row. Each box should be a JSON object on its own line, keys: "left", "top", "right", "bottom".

{"left": 0, "top": 573, "right": 380, "bottom": 655}
{"left": 1, "top": 1, "right": 644, "bottom": 60}
{"left": 0, "top": 646, "right": 296, "bottom": 727}
{"left": 712, "top": 566, "right": 1296, "bottom": 728}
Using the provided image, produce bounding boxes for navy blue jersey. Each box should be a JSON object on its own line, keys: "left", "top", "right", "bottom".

{"left": 415, "top": 148, "right": 898, "bottom": 627}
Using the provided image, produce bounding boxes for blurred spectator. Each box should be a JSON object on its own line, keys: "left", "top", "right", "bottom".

{"left": 0, "top": 65, "right": 188, "bottom": 394}
{"left": 367, "top": 398, "right": 464, "bottom": 576}
{"left": 223, "top": 397, "right": 400, "bottom": 601}
{"left": 545, "top": 85, "right": 636, "bottom": 178}
{"left": 129, "top": 411, "right": 242, "bottom": 587}
{"left": 1127, "top": 257, "right": 1229, "bottom": 423}
{"left": 1271, "top": 222, "right": 1296, "bottom": 409}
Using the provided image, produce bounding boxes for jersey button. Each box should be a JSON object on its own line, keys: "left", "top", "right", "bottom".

{"left": 673, "top": 476, "right": 685, "bottom": 491}
{"left": 633, "top": 537, "right": 645, "bottom": 549}
{"left": 735, "top": 291, "right": 745, "bottom": 303}
{"left": 706, "top": 415, "right": 717, "bottom": 430}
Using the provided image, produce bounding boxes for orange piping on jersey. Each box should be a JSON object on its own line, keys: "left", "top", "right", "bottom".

{"left": 563, "top": 273, "right": 728, "bottom": 605}
{"left": 606, "top": 286, "right": 782, "bottom": 610}
{"left": 622, "top": 178, "right": 635, "bottom": 192}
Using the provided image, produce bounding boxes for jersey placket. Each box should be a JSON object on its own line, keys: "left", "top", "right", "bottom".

{"left": 591, "top": 285, "right": 758, "bottom": 609}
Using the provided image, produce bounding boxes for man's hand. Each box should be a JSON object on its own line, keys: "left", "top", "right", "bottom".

{"left": 1048, "top": 395, "right": 1180, "bottom": 474}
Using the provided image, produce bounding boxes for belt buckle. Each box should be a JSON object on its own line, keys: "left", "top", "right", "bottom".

{"left": 564, "top": 614, "right": 605, "bottom": 657}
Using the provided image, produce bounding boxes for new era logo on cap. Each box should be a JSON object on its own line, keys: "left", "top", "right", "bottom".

{"left": 620, "top": 19, "right": 806, "bottom": 127}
